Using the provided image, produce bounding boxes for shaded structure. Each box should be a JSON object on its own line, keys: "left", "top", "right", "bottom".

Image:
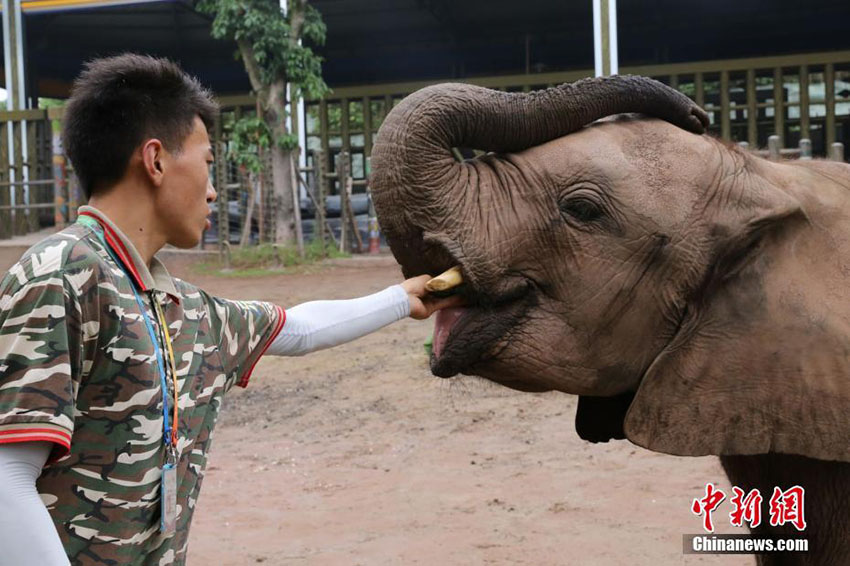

{"left": 24, "top": 0, "right": 248, "bottom": 97}
{"left": 4, "top": 0, "right": 850, "bottom": 242}
{"left": 312, "top": 0, "right": 850, "bottom": 86}
{"left": 20, "top": 1, "right": 850, "bottom": 97}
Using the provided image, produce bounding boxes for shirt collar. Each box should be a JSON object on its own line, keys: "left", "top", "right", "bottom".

{"left": 77, "top": 205, "right": 180, "bottom": 302}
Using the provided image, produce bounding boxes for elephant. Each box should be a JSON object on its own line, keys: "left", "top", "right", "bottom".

{"left": 369, "top": 75, "right": 850, "bottom": 565}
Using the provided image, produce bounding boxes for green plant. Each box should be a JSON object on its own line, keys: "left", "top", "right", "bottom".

{"left": 196, "top": 240, "right": 348, "bottom": 275}
{"left": 229, "top": 115, "right": 272, "bottom": 174}
{"left": 198, "top": 0, "right": 330, "bottom": 243}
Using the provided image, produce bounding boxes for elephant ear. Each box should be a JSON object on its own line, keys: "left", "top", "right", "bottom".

{"left": 624, "top": 174, "right": 850, "bottom": 463}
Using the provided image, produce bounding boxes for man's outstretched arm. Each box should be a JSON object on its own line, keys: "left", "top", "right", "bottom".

{"left": 0, "top": 442, "right": 70, "bottom": 566}
{"left": 266, "top": 275, "right": 462, "bottom": 357}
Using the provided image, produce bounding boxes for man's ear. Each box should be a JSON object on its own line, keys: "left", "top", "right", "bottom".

{"left": 141, "top": 139, "right": 165, "bottom": 187}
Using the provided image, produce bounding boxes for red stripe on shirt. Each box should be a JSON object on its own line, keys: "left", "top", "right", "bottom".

{"left": 0, "top": 433, "right": 72, "bottom": 462}
{"left": 237, "top": 305, "right": 286, "bottom": 388}
{"left": 0, "top": 434, "right": 69, "bottom": 445}
{"left": 0, "top": 428, "right": 71, "bottom": 440}
{"left": 79, "top": 211, "right": 147, "bottom": 291}
{"left": 0, "top": 428, "right": 73, "bottom": 464}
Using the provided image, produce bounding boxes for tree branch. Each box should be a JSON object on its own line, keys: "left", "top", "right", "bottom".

{"left": 237, "top": 37, "right": 265, "bottom": 96}
{"left": 288, "top": 0, "right": 305, "bottom": 48}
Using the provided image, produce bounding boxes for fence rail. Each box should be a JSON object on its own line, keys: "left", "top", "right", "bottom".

{"left": 304, "top": 50, "right": 850, "bottom": 188}
{"left": 0, "top": 108, "right": 59, "bottom": 239}
{"left": 5, "top": 50, "right": 850, "bottom": 244}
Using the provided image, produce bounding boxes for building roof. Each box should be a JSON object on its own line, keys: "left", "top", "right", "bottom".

{"left": 21, "top": 0, "right": 157, "bottom": 13}
{"left": 19, "top": 0, "right": 850, "bottom": 98}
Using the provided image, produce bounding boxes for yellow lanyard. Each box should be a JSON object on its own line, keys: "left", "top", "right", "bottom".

{"left": 152, "top": 298, "right": 180, "bottom": 449}
{"left": 78, "top": 214, "right": 180, "bottom": 452}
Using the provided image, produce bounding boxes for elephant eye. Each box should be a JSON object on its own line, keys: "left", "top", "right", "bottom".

{"left": 560, "top": 196, "right": 605, "bottom": 223}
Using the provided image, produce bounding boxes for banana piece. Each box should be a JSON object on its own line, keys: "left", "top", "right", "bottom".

{"left": 425, "top": 266, "right": 464, "bottom": 292}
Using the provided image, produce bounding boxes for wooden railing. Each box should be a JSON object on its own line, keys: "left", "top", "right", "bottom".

{"left": 7, "top": 50, "right": 850, "bottom": 240}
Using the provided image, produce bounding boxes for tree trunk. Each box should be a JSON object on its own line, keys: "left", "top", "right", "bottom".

{"left": 239, "top": 171, "right": 256, "bottom": 247}
{"left": 236, "top": 38, "right": 298, "bottom": 246}
{"left": 266, "top": 79, "right": 297, "bottom": 245}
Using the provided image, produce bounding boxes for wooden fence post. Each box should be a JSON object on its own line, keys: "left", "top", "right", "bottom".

{"left": 215, "top": 117, "right": 229, "bottom": 253}
{"left": 13, "top": 120, "right": 26, "bottom": 235}
{"left": 67, "top": 168, "right": 82, "bottom": 222}
{"left": 26, "top": 120, "right": 38, "bottom": 233}
{"left": 0, "top": 122, "right": 9, "bottom": 239}
{"left": 51, "top": 115, "right": 66, "bottom": 229}
{"left": 290, "top": 153, "right": 304, "bottom": 257}
{"left": 344, "top": 174, "right": 363, "bottom": 253}
{"left": 313, "top": 150, "right": 327, "bottom": 252}
{"left": 302, "top": 151, "right": 338, "bottom": 253}
{"left": 336, "top": 151, "right": 349, "bottom": 253}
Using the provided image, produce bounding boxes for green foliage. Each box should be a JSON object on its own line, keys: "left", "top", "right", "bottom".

{"left": 348, "top": 101, "right": 364, "bottom": 131}
{"left": 233, "top": 240, "right": 348, "bottom": 268}
{"left": 38, "top": 98, "right": 64, "bottom": 109}
{"left": 224, "top": 112, "right": 298, "bottom": 170}
{"left": 197, "top": 0, "right": 329, "bottom": 100}
{"left": 677, "top": 83, "right": 695, "bottom": 97}
{"left": 277, "top": 132, "right": 300, "bottom": 150}
{"left": 195, "top": 240, "right": 349, "bottom": 275}
{"left": 229, "top": 115, "right": 271, "bottom": 173}
{"left": 322, "top": 104, "right": 346, "bottom": 133}
{"left": 199, "top": 0, "right": 330, "bottom": 245}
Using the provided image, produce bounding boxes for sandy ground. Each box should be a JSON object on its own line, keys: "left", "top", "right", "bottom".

{"left": 162, "top": 256, "right": 751, "bottom": 566}
{"left": 0, "top": 245, "right": 753, "bottom": 565}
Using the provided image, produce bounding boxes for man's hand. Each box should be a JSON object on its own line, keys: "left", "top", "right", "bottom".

{"left": 400, "top": 275, "right": 466, "bottom": 320}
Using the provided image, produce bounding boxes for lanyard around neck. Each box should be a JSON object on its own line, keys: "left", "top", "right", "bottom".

{"left": 77, "top": 215, "right": 179, "bottom": 453}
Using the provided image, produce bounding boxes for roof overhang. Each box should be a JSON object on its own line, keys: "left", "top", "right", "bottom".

{"left": 15, "top": 0, "right": 850, "bottom": 99}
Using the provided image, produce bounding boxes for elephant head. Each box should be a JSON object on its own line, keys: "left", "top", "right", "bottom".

{"left": 369, "top": 75, "right": 850, "bottom": 464}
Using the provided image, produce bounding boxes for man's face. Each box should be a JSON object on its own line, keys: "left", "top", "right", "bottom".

{"left": 157, "top": 116, "right": 216, "bottom": 248}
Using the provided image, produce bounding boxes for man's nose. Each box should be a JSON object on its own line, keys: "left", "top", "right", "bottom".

{"left": 206, "top": 181, "right": 217, "bottom": 203}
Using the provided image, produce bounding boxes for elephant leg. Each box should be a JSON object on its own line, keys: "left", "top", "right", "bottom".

{"left": 720, "top": 453, "right": 850, "bottom": 566}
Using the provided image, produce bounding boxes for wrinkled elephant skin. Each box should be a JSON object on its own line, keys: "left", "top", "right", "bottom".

{"left": 370, "top": 77, "right": 850, "bottom": 565}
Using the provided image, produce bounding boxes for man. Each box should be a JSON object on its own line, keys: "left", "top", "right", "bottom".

{"left": 0, "top": 54, "right": 457, "bottom": 565}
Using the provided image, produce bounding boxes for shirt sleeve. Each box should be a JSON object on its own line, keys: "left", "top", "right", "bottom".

{"left": 0, "top": 270, "right": 82, "bottom": 462}
{"left": 266, "top": 284, "right": 410, "bottom": 356}
{"left": 200, "top": 292, "right": 285, "bottom": 390}
{"left": 0, "top": 442, "right": 71, "bottom": 566}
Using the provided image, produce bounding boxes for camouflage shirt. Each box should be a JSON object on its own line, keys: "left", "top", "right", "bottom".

{"left": 0, "top": 206, "right": 284, "bottom": 565}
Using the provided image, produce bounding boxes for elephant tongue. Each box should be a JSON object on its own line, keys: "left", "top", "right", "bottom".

{"left": 433, "top": 307, "right": 466, "bottom": 359}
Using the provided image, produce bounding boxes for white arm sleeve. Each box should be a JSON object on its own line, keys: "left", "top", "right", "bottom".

{"left": 0, "top": 442, "right": 70, "bottom": 566}
{"left": 266, "top": 284, "right": 410, "bottom": 356}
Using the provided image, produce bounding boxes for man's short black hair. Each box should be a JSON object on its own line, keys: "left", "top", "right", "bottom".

{"left": 62, "top": 54, "right": 218, "bottom": 198}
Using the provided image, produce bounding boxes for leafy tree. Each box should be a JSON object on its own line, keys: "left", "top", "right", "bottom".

{"left": 38, "top": 98, "right": 64, "bottom": 109}
{"left": 198, "top": 0, "right": 329, "bottom": 245}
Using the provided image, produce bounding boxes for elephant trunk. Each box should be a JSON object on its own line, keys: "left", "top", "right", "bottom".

{"left": 369, "top": 75, "right": 708, "bottom": 275}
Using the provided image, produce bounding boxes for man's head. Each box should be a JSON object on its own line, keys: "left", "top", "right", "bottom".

{"left": 63, "top": 54, "right": 217, "bottom": 198}
{"left": 63, "top": 54, "right": 219, "bottom": 248}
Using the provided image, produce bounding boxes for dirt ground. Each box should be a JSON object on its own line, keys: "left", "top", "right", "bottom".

{"left": 156, "top": 255, "right": 749, "bottom": 566}
{"left": 0, "top": 244, "right": 753, "bottom": 566}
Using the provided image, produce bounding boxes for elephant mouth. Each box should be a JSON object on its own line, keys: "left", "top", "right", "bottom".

{"left": 390, "top": 233, "right": 535, "bottom": 378}
{"left": 430, "top": 291, "right": 533, "bottom": 378}
{"left": 422, "top": 256, "right": 535, "bottom": 378}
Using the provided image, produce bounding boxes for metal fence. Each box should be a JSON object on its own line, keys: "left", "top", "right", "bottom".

{"left": 305, "top": 50, "right": 850, "bottom": 171}
{"left": 5, "top": 50, "right": 850, "bottom": 247}
{"left": 208, "top": 94, "right": 375, "bottom": 255}
{"left": 0, "top": 108, "right": 64, "bottom": 239}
